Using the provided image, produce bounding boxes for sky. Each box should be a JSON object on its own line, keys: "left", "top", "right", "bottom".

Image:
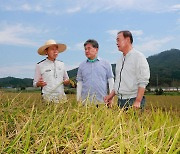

{"left": 0, "top": 0, "right": 180, "bottom": 79}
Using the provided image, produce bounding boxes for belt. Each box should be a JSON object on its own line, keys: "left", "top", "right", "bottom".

{"left": 118, "top": 93, "right": 137, "bottom": 99}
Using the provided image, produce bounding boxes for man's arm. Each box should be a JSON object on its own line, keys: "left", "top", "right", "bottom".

{"left": 133, "top": 87, "right": 145, "bottom": 108}
{"left": 104, "top": 90, "right": 116, "bottom": 105}
{"left": 134, "top": 54, "right": 150, "bottom": 108}
{"left": 33, "top": 64, "right": 47, "bottom": 87}
{"left": 63, "top": 67, "right": 70, "bottom": 85}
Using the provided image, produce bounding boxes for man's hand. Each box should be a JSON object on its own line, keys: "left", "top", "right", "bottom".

{"left": 104, "top": 90, "right": 116, "bottom": 108}
{"left": 133, "top": 87, "right": 145, "bottom": 109}
{"left": 63, "top": 79, "right": 70, "bottom": 85}
{"left": 104, "top": 95, "right": 113, "bottom": 107}
{"left": 36, "top": 77, "right": 47, "bottom": 87}
{"left": 133, "top": 101, "right": 141, "bottom": 108}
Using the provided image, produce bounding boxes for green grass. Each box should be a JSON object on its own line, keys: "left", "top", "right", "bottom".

{"left": 0, "top": 92, "right": 179, "bottom": 153}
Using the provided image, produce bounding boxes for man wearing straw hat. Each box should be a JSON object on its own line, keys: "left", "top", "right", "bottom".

{"left": 33, "top": 39, "right": 70, "bottom": 103}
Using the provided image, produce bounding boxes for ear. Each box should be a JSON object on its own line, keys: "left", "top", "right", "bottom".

{"left": 126, "top": 37, "right": 131, "bottom": 43}
{"left": 45, "top": 49, "right": 48, "bottom": 55}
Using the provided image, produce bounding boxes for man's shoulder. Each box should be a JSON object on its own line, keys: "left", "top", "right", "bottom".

{"left": 98, "top": 58, "right": 111, "bottom": 66}
{"left": 55, "top": 60, "right": 65, "bottom": 68}
{"left": 131, "top": 49, "right": 146, "bottom": 58}
{"left": 99, "top": 58, "right": 109, "bottom": 63}
{"left": 132, "top": 49, "right": 143, "bottom": 55}
{"left": 37, "top": 59, "right": 46, "bottom": 64}
{"left": 56, "top": 59, "right": 64, "bottom": 64}
{"left": 79, "top": 60, "right": 87, "bottom": 67}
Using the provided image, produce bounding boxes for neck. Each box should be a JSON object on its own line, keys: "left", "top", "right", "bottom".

{"left": 87, "top": 57, "right": 97, "bottom": 62}
{"left": 47, "top": 57, "right": 55, "bottom": 61}
{"left": 89, "top": 56, "right": 97, "bottom": 60}
{"left": 123, "top": 45, "right": 132, "bottom": 56}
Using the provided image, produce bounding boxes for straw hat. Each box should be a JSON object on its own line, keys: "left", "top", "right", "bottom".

{"left": 38, "top": 39, "right": 67, "bottom": 55}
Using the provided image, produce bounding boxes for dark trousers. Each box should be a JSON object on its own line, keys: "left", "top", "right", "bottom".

{"left": 117, "top": 96, "right": 146, "bottom": 111}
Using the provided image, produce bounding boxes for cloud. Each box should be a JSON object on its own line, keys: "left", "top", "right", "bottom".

{"left": 0, "top": 64, "right": 35, "bottom": 78}
{"left": 69, "top": 42, "right": 84, "bottom": 51}
{"left": 177, "top": 18, "right": 180, "bottom": 27}
{"left": 0, "top": 23, "right": 42, "bottom": 46}
{"left": 70, "top": 0, "right": 180, "bottom": 13}
{"left": 21, "top": 3, "right": 32, "bottom": 11}
{"left": 106, "top": 29, "right": 119, "bottom": 38}
{"left": 1, "top": 0, "right": 179, "bottom": 14}
{"left": 66, "top": 7, "right": 81, "bottom": 13}
{"left": 106, "top": 29, "right": 143, "bottom": 39}
{"left": 135, "top": 36, "right": 174, "bottom": 55}
{"left": 131, "top": 30, "right": 143, "bottom": 36}
{"left": 1, "top": 2, "right": 41, "bottom": 12}
{"left": 169, "top": 4, "right": 180, "bottom": 11}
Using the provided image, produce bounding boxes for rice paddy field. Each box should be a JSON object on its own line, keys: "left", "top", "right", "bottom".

{"left": 0, "top": 92, "right": 179, "bottom": 153}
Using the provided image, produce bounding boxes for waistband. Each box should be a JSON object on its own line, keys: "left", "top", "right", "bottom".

{"left": 117, "top": 93, "right": 137, "bottom": 99}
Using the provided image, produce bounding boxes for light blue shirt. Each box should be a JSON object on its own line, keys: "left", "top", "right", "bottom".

{"left": 76, "top": 57, "right": 114, "bottom": 103}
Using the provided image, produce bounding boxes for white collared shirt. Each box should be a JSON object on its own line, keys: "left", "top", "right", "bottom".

{"left": 114, "top": 48, "right": 150, "bottom": 99}
{"left": 33, "top": 58, "right": 69, "bottom": 96}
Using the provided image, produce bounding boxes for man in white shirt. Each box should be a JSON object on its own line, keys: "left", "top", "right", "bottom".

{"left": 33, "top": 40, "right": 69, "bottom": 103}
{"left": 104, "top": 31, "right": 150, "bottom": 110}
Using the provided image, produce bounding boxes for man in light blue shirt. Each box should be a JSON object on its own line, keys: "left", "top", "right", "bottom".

{"left": 76, "top": 39, "right": 114, "bottom": 105}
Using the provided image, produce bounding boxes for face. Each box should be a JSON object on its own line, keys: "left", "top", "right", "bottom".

{"left": 46, "top": 45, "right": 59, "bottom": 61}
{"left": 116, "top": 32, "right": 128, "bottom": 52}
{"left": 84, "top": 43, "right": 98, "bottom": 60}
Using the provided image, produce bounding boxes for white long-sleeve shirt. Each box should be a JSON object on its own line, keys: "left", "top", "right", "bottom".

{"left": 114, "top": 49, "right": 150, "bottom": 99}
{"left": 33, "top": 58, "right": 69, "bottom": 98}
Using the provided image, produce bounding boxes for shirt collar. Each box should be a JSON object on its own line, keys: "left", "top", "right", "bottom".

{"left": 124, "top": 48, "right": 134, "bottom": 57}
{"left": 86, "top": 57, "right": 100, "bottom": 63}
{"left": 46, "top": 57, "right": 56, "bottom": 63}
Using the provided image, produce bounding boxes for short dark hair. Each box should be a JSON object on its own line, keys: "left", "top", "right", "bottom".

{"left": 118, "top": 30, "right": 133, "bottom": 44}
{"left": 84, "top": 39, "right": 99, "bottom": 48}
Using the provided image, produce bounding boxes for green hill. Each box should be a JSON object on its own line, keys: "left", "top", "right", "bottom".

{"left": 68, "top": 68, "right": 78, "bottom": 79}
{"left": 0, "top": 77, "right": 33, "bottom": 88}
{"left": 147, "top": 49, "right": 180, "bottom": 87}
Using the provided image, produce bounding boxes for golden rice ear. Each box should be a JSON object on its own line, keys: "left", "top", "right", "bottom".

{"left": 69, "top": 80, "right": 75, "bottom": 88}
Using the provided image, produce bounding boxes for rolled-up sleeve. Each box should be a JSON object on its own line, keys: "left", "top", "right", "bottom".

{"left": 33, "top": 64, "right": 41, "bottom": 87}
{"left": 63, "top": 66, "right": 69, "bottom": 81}
{"left": 106, "top": 62, "right": 114, "bottom": 79}
{"left": 76, "top": 67, "right": 82, "bottom": 82}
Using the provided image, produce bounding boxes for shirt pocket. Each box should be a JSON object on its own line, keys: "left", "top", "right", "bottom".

{"left": 124, "top": 61, "right": 135, "bottom": 72}
{"left": 42, "top": 69, "right": 53, "bottom": 83}
{"left": 96, "top": 67, "right": 107, "bottom": 81}
{"left": 56, "top": 67, "right": 64, "bottom": 79}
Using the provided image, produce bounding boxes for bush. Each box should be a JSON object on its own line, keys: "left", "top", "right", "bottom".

{"left": 65, "top": 88, "right": 76, "bottom": 94}
{"left": 155, "top": 87, "right": 164, "bottom": 95}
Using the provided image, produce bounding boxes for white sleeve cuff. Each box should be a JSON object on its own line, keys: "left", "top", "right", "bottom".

{"left": 33, "top": 81, "right": 37, "bottom": 87}
{"left": 108, "top": 78, "right": 114, "bottom": 94}
{"left": 77, "top": 81, "right": 82, "bottom": 101}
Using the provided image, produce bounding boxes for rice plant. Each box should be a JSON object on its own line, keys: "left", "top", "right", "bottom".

{"left": 0, "top": 92, "right": 179, "bottom": 153}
